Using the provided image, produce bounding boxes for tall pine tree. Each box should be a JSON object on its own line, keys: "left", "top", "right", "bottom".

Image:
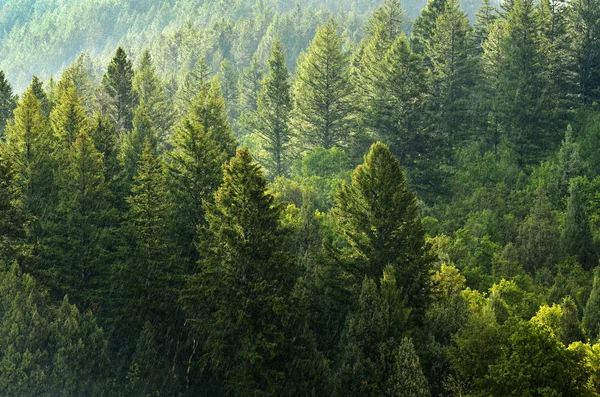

{"left": 102, "top": 47, "right": 138, "bottom": 131}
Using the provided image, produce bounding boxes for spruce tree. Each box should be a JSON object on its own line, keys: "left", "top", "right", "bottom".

{"left": 89, "top": 113, "right": 124, "bottom": 205}
{"left": 570, "top": 0, "right": 600, "bottom": 106}
{"left": 425, "top": 0, "right": 478, "bottom": 148}
{"left": 411, "top": 0, "right": 449, "bottom": 58}
{"left": 0, "top": 71, "right": 16, "bottom": 137}
{"left": 40, "top": 129, "right": 116, "bottom": 307}
{"left": 50, "top": 83, "right": 89, "bottom": 148}
{"left": 333, "top": 142, "right": 433, "bottom": 326}
{"left": 254, "top": 40, "right": 292, "bottom": 177}
{"left": 29, "top": 76, "right": 52, "bottom": 119}
{"left": 474, "top": 0, "right": 499, "bottom": 52}
{"left": 185, "top": 79, "right": 236, "bottom": 158}
{"left": 386, "top": 338, "right": 431, "bottom": 397}
{"left": 102, "top": 47, "right": 138, "bottom": 131}
{"left": 59, "top": 53, "right": 96, "bottom": 112}
{"left": 561, "top": 178, "right": 598, "bottom": 270}
{"left": 292, "top": 19, "right": 355, "bottom": 150}
{"left": 176, "top": 57, "right": 211, "bottom": 114}
{"left": 122, "top": 104, "right": 157, "bottom": 185}
{"left": 183, "top": 148, "right": 302, "bottom": 397}
{"left": 133, "top": 50, "right": 174, "bottom": 137}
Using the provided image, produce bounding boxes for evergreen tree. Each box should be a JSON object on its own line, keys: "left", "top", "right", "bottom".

{"left": 474, "top": 0, "right": 499, "bottom": 52}
{"left": 561, "top": 178, "right": 598, "bottom": 270}
{"left": 133, "top": 50, "right": 174, "bottom": 137}
{"left": 253, "top": 40, "right": 292, "bottom": 177}
{"left": 570, "top": 0, "right": 600, "bottom": 106}
{"left": 238, "top": 54, "right": 266, "bottom": 136}
{"left": 425, "top": 0, "right": 478, "bottom": 149}
{"left": 333, "top": 142, "right": 433, "bottom": 326}
{"left": 176, "top": 57, "right": 211, "bottom": 114}
{"left": 292, "top": 19, "right": 355, "bottom": 150}
{"left": 102, "top": 47, "right": 138, "bottom": 131}
{"left": 40, "top": 129, "right": 116, "bottom": 307}
{"left": 183, "top": 148, "right": 304, "bottom": 397}
{"left": 89, "top": 113, "right": 123, "bottom": 204}
{"left": 122, "top": 104, "right": 157, "bottom": 185}
{"left": 218, "top": 59, "right": 240, "bottom": 124}
{"left": 411, "top": 0, "right": 449, "bottom": 58}
{"left": 186, "top": 78, "right": 237, "bottom": 158}
{"left": 495, "top": 0, "right": 554, "bottom": 166}
{"left": 50, "top": 83, "right": 89, "bottom": 148}
{"left": 584, "top": 267, "right": 600, "bottom": 340}
{"left": 59, "top": 53, "right": 96, "bottom": 112}
{"left": 0, "top": 71, "right": 16, "bottom": 137}
{"left": 29, "top": 76, "right": 52, "bottom": 119}
{"left": 2, "top": 88, "right": 54, "bottom": 248}
{"left": 386, "top": 338, "right": 431, "bottom": 397}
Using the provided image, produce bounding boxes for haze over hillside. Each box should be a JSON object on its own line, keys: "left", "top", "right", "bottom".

{"left": 0, "top": 0, "right": 487, "bottom": 91}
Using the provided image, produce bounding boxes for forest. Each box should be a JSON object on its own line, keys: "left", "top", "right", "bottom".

{"left": 1, "top": 0, "right": 600, "bottom": 395}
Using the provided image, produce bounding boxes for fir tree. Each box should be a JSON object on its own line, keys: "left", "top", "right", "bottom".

{"left": 59, "top": 53, "right": 96, "bottom": 112}
{"left": 561, "top": 178, "right": 598, "bottom": 270}
{"left": 50, "top": 83, "right": 89, "bottom": 148}
{"left": 0, "top": 71, "right": 16, "bottom": 137}
{"left": 102, "top": 47, "right": 138, "bottom": 131}
{"left": 122, "top": 103, "right": 157, "bottom": 185}
{"left": 89, "top": 113, "right": 124, "bottom": 205}
{"left": 183, "top": 148, "right": 303, "bottom": 397}
{"left": 333, "top": 142, "right": 433, "bottom": 326}
{"left": 474, "top": 0, "right": 499, "bottom": 52}
{"left": 411, "top": 0, "right": 449, "bottom": 59}
{"left": 386, "top": 338, "right": 431, "bottom": 397}
{"left": 292, "top": 19, "right": 355, "bottom": 150}
{"left": 29, "top": 76, "right": 52, "bottom": 119}
{"left": 176, "top": 57, "right": 212, "bottom": 114}
{"left": 254, "top": 40, "right": 292, "bottom": 177}
{"left": 570, "top": 0, "right": 600, "bottom": 106}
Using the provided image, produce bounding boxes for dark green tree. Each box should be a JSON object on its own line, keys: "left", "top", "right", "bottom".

{"left": 570, "top": 0, "right": 600, "bottom": 106}
{"left": 183, "top": 148, "right": 307, "bottom": 397}
{"left": 101, "top": 47, "right": 138, "bottom": 131}
{"left": 29, "top": 76, "right": 52, "bottom": 119}
{"left": 411, "top": 0, "right": 449, "bottom": 58}
{"left": 584, "top": 267, "right": 600, "bottom": 340}
{"left": 333, "top": 142, "right": 433, "bottom": 326}
{"left": 0, "top": 71, "right": 16, "bottom": 137}
{"left": 254, "top": 40, "right": 292, "bottom": 177}
{"left": 177, "top": 57, "right": 212, "bottom": 115}
{"left": 122, "top": 104, "right": 157, "bottom": 185}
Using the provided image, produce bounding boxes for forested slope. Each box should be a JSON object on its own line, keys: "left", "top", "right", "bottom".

{"left": 1, "top": 0, "right": 600, "bottom": 395}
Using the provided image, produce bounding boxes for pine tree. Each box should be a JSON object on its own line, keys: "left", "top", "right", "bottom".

{"left": 2, "top": 87, "right": 54, "bottom": 247}
{"left": 186, "top": 78, "right": 237, "bottom": 158}
{"left": 495, "top": 0, "right": 554, "bottom": 166}
{"left": 50, "top": 82, "right": 89, "bottom": 148}
{"left": 0, "top": 71, "right": 16, "bottom": 137}
{"left": 133, "top": 50, "right": 174, "bottom": 137}
{"left": 474, "top": 0, "right": 499, "bottom": 52}
{"left": 411, "top": 0, "right": 449, "bottom": 58}
{"left": 113, "top": 141, "right": 180, "bottom": 358}
{"left": 367, "top": 35, "right": 428, "bottom": 168}
{"left": 292, "top": 19, "right": 355, "bottom": 150}
{"left": 584, "top": 267, "right": 600, "bottom": 340}
{"left": 176, "top": 57, "right": 212, "bottom": 114}
{"left": 570, "top": 0, "right": 600, "bottom": 106}
{"left": 561, "top": 178, "right": 598, "bottom": 269}
{"left": 183, "top": 148, "right": 302, "bottom": 397}
{"left": 40, "top": 129, "right": 116, "bottom": 307}
{"left": 89, "top": 113, "right": 123, "bottom": 204}
{"left": 425, "top": 0, "right": 478, "bottom": 149}
{"left": 333, "top": 142, "right": 433, "bottom": 326}
{"left": 59, "top": 53, "right": 96, "bottom": 112}
{"left": 102, "top": 47, "right": 138, "bottom": 131}
{"left": 29, "top": 76, "right": 52, "bottom": 119}
{"left": 238, "top": 54, "right": 265, "bottom": 117}
{"left": 386, "top": 338, "right": 431, "bottom": 397}
{"left": 253, "top": 40, "right": 292, "bottom": 177}
{"left": 218, "top": 59, "right": 240, "bottom": 124}
{"left": 122, "top": 104, "right": 157, "bottom": 185}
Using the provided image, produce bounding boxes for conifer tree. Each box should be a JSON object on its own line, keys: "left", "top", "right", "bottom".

{"left": 29, "top": 75, "right": 52, "bottom": 119}
{"left": 570, "top": 0, "right": 600, "bottom": 106}
{"left": 50, "top": 83, "right": 89, "bottom": 148}
{"left": 333, "top": 142, "right": 433, "bottom": 325}
{"left": 186, "top": 78, "right": 237, "bottom": 158}
{"left": 123, "top": 104, "right": 157, "bottom": 185}
{"left": 254, "top": 40, "right": 292, "bottom": 177}
{"left": 494, "top": 0, "right": 553, "bottom": 165}
{"left": 561, "top": 178, "right": 598, "bottom": 269}
{"left": 133, "top": 50, "right": 174, "bottom": 136}
{"left": 238, "top": 54, "right": 265, "bottom": 117}
{"left": 183, "top": 148, "right": 302, "bottom": 397}
{"left": 113, "top": 141, "right": 180, "bottom": 353}
{"left": 102, "top": 47, "right": 138, "bottom": 131}
{"left": 176, "top": 57, "right": 211, "bottom": 114}
{"left": 89, "top": 113, "right": 123, "bottom": 204}
{"left": 59, "top": 53, "right": 96, "bottom": 112}
{"left": 0, "top": 71, "right": 16, "bottom": 137}
{"left": 40, "top": 129, "right": 116, "bottom": 307}
{"left": 218, "top": 59, "right": 240, "bottom": 123}
{"left": 2, "top": 88, "right": 54, "bottom": 245}
{"left": 368, "top": 35, "right": 428, "bottom": 168}
{"left": 386, "top": 338, "right": 431, "bottom": 397}
{"left": 474, "top": 0, "right": 498, "bottom": 52}
{"left": 411, "top": 0, "right": 449, "bottom": 58}
{"left": 292, "top": 19, "right": 354, "bottom": 150}
{"left": 584, "top": 267, "right": 600, "bottom": 340}
{"left": 426, "top": 0, "right": 478, "bottom": 148}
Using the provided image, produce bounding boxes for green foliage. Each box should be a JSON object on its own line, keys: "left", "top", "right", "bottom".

{"left": 293, "top": 19, "right": 355, "bottom": 150}
{"left": 0, "top": 71, "right": 16, "bottom": 137}
{"left": 102, "top": 47, "right": 138, "bottom": 131}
